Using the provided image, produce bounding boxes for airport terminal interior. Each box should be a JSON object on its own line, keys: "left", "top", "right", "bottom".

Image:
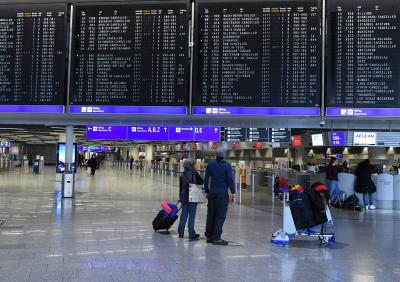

{"left": 2, "top": 0, "right": 400, "bottom": 281}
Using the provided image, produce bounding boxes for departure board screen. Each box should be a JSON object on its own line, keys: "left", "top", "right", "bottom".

{"left": 326, "top": 0, "right": 400, "bottom": 117}
{"left": 192, "top": 0, "right": 321, "bottom": 116}
{"left": 70, "top": 2, "right": 189, "bottom": 114}
{"left": 0, "top": 4, "right": 66, "bottom": 109}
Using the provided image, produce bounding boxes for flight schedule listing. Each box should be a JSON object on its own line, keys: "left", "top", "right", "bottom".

{"left": 194, "top": 0, "right": 321, "bottom": 108}
{"left": 327, "top": 0, "right": 400, "bottom": 109}
{"left": 0, "top": 5, "right": 66, "bottom": 105}
{"left": 71, "top": 3, "right": 188, "bottom": 106}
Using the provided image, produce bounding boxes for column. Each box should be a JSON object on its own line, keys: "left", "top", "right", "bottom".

{"left": 65, "top": 126, "right": 74, "bottom": 172}
{"left": 63, "top": 126, "right": 75, "bottom": 198}
{"left": 145, "top": 145, "right": 153, "bottom": 166}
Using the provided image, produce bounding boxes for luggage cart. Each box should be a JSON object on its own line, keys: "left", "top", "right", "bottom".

{"left": 271, "top": 191, "right": 335, "bottom": 247}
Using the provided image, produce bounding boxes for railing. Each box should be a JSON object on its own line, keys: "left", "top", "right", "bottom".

{"left": 106, "top": 161, "right": 276, "bottom": 207}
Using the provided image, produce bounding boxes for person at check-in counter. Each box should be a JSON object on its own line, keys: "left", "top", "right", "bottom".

{"left": 326, "top": 157, "right": 341, "bottom": 202}
{"left": 355, "top": 159, "right": 376, "bottom": 210}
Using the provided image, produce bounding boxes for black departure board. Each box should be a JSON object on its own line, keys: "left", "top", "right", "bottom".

{"left": 71, "top": 2, "right": 188, "bottom": 106}
{"left": 326, "top": 0, "right": 400, "bottom": 108}
{"left": 270, "top": 128, "right": 291, "bottom": 143}
{"left": 248, "top": 128, "right": 269, "bottom": 142}
{"left": 0, "top": 4, "right": 66, "bottom": 105}
{"left": 225, "top": 127, "right": 247, "bottom": 141}
{"left": 193, "top": 0, "right": 321, "bottom": 107}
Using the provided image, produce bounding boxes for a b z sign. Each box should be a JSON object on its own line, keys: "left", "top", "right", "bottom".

{"left": 353, "top": 132, "right": 376, "bottom": 146}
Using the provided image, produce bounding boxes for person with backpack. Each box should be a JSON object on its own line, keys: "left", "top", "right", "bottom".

{"left": 355, "top": 159, "right": 377, "bottom": 210}
{"left": 204, "top": 148, "right": 236, "bottom": 245}
{"left": 178, "top": 159, "right": 204, "bottom": 240}
{"left": 326, "top": 157, "right": 341, "bottom": 203}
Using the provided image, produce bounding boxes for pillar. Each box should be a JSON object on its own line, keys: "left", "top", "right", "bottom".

{"left": 65, "top": 126, "right": 74, "bottom": 172}
{"left": 145, "top": 144, "right": 153, "bottom": 165}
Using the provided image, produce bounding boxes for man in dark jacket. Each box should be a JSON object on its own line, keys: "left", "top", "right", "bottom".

{"left": 204, "top": 148, "right": 236, "bottom": 245}
{"left": 89, "top": 155, "right": 97, "bottom": 176}
{"left": 355, "top": 159, "right": 376, "bottom": 210}
{"left": 178, "top": 159, "right": 203, "bottom": 240}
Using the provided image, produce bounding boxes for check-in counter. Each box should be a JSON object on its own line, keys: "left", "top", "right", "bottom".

{"left": 394, "top": 175, "right": 400, "bottom": 210}
{"left": 373, "top": 174, "right": 394, "bottom": 210}
{"left": 287, "top": 171, "right": 309, "bottom": 188}
{"left": 338, "top": 173, "right": 355, "bottom": 196}
{"left": 338, "top": 172, "right": 400, "bottom": 210}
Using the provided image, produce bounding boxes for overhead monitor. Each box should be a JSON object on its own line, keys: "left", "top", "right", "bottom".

{"left": 192, "top": 0, "right": 321, "bottom": 116}
{"left": 69, "top": 2, "right": 189, "bottom": 115}
{"left": 326, "top": 0, "right": 400, "bottom": 117}
{"left": 0, "top": 4, "right": 67, "bottom": 113}
{"left": 311, "top": 133, "right": 324, "bottom": 147}
{"left": 353, "top": 132, "right": 377, "bottom": 146}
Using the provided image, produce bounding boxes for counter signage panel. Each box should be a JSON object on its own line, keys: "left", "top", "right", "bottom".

{"left": 86, "top": 126, "right": 128, "bottom": 140}
{"left": 330, "top": 131, "right": 345, "bottom": 146}
{"left": 193, "top": 0, "right": 321, "bottom": 116}
{"left": 269, "top": 128, "right": 291, "bottom": 143}
{"left": 326, "top": 0, "right": 400, "bottom": 116}
{"left": 70, "top": 3, "right": 188, "bottom": 115}
{"left": 353, "top": 132, "right": 377, "bottom": 146}
{"left": 0, "top": 4, "right": 67, "bottom": 112}
{"left": 225, "top": 128, "right": 247, "bottom": 141}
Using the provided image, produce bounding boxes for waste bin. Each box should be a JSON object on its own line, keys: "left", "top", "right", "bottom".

{"left": 62, "top": 172, "right": 75, "bottom": 198}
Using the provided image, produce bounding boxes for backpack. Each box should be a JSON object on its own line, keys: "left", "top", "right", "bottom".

{"left": 273, "top": 176, "right": 289, "bottom": 193}
{"left": 310, "top": 182, "right": 329, "bottom": 213}
{"left": 343, "top": 194, "right": 360, "bottom": 210}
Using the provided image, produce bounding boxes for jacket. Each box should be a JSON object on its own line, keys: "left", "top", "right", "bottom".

{"left": 179, "top": 169, "right": 204, "bottom": 204}
{"left": 326, "top": 164, "right": 340, "bottom": 181}
{"left": 291, "top": 186, "right": 328, "bottom": 230}
{"left": 204, "top": 159, "right": 236, "bottom": 194}
{"left": 355, "top": 162, "right": 376, "bottom": 194}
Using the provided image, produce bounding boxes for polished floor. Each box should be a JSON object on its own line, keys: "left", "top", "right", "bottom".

{"left": 0, "top": 165, "right": 399, "bottom": 282}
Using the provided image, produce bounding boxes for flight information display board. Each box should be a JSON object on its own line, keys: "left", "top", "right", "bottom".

{"left": 326, "top": 0, "right": 400, "bottom": 117}
{"left": 0, "top": 4, "right": 66, "bottom": 113}
{"left": 192, "top": 0, "right": 321, "bottom": 116}
{"left": 70, "top": 2, "right": 188, "bottom": 115}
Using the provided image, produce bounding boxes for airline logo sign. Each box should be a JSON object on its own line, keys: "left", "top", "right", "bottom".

{"left": 353, "top": 132, "right": 376, "bottom": 146}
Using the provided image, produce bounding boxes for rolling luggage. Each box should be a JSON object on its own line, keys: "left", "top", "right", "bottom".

{"left": 152, "top": 201, "right": 181, "bottom": 231}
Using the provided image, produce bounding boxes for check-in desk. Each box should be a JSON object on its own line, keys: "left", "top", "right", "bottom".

{"left": 373, "top": 174, "right": 394, "bottom": 210}
{"left": 338, "top": 173, "right": 356, "bottom": 197}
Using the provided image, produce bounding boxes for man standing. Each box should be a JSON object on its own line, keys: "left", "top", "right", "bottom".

{"left": 204, "top": 148, "right": 236, "bottom": 245}
{"left": 89, "top": 155, "right": 97, "bottom": 176}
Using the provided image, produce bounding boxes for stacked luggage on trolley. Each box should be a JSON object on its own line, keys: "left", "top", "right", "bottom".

{"left": 271, "top": 177, "right": 335, "bottom": 247}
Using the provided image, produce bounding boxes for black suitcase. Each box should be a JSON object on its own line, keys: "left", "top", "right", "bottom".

{"left": 152, "top": 201, "right": 182, "bottom": 231}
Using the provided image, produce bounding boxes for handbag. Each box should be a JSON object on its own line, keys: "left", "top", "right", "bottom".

{"left": 183, "top": 171, "right": 205, "bottom": 203}
{"left": 188, "top": 183, "right": 206, "bottom": 203}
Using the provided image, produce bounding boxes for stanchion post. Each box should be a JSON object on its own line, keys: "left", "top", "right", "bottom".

{"left": 251, "top": 173, "right": 255, "bottom": 199}
{"left": 239, "top": 174, "right": 242, "bottom": 204}
{"left": 271, "top": 173, "right": 275, "bottom": 203}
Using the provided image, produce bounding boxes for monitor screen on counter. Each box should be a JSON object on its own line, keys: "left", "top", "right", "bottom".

{"left": 311, "top": 134, "right": 324, "bottom": 146}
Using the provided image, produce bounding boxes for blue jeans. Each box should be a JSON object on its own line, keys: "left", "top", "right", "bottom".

{"left": 363, "top": 193, "right": 375, "bottom": 206}
{"left": 178, "top": 202, "right": 197, "bottom": 237}
{"left": 327, "top": 180, "right": 339, "bottom": 201}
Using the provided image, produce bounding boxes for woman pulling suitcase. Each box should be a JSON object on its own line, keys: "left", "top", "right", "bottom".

{"left": 178, "top": 159, "right": 204, "bottom": 240}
